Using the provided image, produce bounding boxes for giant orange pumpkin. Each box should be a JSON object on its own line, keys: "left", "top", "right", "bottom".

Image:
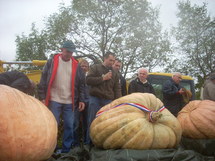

{"left": 0, "top": 85, "right": 57, "bottom": 161}
{"left": 177, "top": 100, "right": 215, "bottom": 139}
{"left": 90, "top": 93, "right": 182, "bottom": 150}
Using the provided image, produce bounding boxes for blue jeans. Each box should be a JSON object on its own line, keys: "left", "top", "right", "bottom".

{"left": 49, "top": 101, "right": 75, "bottom": 153}
{"left": 85, "top": 96, "right": 112, "bottom": 145}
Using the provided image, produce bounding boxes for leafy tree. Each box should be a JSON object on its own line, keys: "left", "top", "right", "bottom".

{"left": 16, "top": 0, "right": 171, "bottom": 77}
{"left": 16, "top": 23, "right": 47, "bottom": 61}
{"left": 170, "top": 1, "right": 215, "bottom": 91}
{"left": 71, "top": 0, "right": 171, "bottom": 77}
{"left": 15, "top": 23, "right": 47, "bottom": 70}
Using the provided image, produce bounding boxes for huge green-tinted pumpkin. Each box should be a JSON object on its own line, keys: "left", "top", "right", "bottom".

{"left": 90, "top": 93, "right": 182, "bottom": 150}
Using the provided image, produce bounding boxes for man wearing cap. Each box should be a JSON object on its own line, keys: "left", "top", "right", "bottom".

{"left": 38, "top": 40, "right": 85, "bottom": 154}
{"left": 203, "top": 73, "right": 215, "bottom": 101}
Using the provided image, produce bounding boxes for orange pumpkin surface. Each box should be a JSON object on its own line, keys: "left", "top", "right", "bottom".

{"left": 90, "top": 93, "right": 182, "bottom": 150}
{"left": 0, "top": 85, "right": 57, "bottom": 161}
{"left": 177, "top": 100, "right": 215, "bottom": 139}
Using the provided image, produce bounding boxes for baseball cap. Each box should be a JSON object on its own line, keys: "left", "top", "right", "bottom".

{"left": 61, "top": 41, "right": 77, "bottom": 52}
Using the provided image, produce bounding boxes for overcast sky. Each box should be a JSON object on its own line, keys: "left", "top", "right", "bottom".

{"left": 0, "top": 0, "right": 214, "bottom": 61}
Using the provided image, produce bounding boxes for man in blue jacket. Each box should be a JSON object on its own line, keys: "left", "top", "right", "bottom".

{"left": 38, "top": 40, "right": 85, "bottom": 154}
{"left": 162, "top": 72, "right": 185, "bottom": 116}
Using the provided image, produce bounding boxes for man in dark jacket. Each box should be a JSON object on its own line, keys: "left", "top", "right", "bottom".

{"left": 0, "top": 70, "right": 34, "bottom": 94}
{"left": 162, "top": 72, "right": 185, "bottom": 116}
{"left": 128, "top": 68, "right": 154, "bottom": 94}
{"left": 38, "top": 40, "right": 85, "bottom": 154}
{"left": 112, "top": 59, "right": 127, "bottom": 96}
{"left": 86, "top": 51, "right": 121, "bottom": 145}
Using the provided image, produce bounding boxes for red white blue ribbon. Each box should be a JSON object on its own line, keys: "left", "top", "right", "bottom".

{"left": 96, "top": 102, "right": 166, "bottom": 122}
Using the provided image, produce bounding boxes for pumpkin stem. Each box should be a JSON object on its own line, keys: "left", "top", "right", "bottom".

{"left": 149, "top": 111, "right": 162, "bottom": 122}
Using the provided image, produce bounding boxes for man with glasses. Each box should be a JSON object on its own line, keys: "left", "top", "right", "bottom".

{"left": 162, "top": 72, "right": 185, "bottom": 116}
{"left": 38, "top": 40, "right": 85, "bottom": 154}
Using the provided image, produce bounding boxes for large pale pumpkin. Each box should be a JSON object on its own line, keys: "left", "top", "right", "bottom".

{"left": 90, "top": 93, "right": 182, "bottom": 150}
{"left": 177, "top": 100, "right": 215, "bottom": 139}
{"left": 0, "top": 85, "right": 57, "bottom": 161}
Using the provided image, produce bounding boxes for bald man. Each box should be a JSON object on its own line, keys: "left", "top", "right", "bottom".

{"left": 128, "top": 68, "right": 154, "bottom": 94}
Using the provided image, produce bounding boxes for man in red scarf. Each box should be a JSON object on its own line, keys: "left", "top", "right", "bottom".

{"left": 38, "top": 41, "right": 85, "bottom": 154}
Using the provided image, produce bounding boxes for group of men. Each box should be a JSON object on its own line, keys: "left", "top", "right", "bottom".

{"left": 36, "top": 41, "right": 189, "bottom": 154}
{"left": 1, "top": 40, "right": 214, "bottom": 155}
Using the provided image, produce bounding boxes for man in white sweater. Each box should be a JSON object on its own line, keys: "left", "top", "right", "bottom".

{"left": 38, "top": 41, "right": 85, "bottom": 154}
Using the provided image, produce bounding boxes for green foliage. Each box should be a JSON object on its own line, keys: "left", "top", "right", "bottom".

{"left": 71, "top": 0, "right": 172, "bottom": 76}
{"left": 170, "top": 1, "right": 215, "bottom": 90}
{"left": 15, "top": 24, "right": 47, "bottom": 70}
{"left": 16, "top": 24, "right": 47, "bottom": 60}
{"left": 15, "top": 0, "right": 171, "bottom": 77}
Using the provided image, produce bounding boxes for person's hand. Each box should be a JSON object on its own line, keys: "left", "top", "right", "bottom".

{"left": 41, "top": 99, "right": 46, "bottom": 105}
{"left": 78, "top": 102, "right": 85, "bottom": 112}
{"left": 178, "top": 88, "right": 185, "bottom": 95}
{"left": 102, "top": 71, "right": 112, "bottom": 81}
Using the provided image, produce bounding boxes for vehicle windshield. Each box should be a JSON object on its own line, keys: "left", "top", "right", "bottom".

{"left": 148, "top": 75, "right": 195, "bottom": 101}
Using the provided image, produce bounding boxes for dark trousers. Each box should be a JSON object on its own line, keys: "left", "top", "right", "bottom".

{"left": 73, "top": 101, "right": 89, "bottom": 146}
{"left": 85, "top": 96, "right": 112, "bottom": 145}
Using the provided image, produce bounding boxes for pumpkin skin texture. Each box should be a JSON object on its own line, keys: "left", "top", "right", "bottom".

{"left": 0, "top": 85, "right": 57, "bottom": 161}
{"left": 90, "top": 93, "right": 182, "bottom": 150}
{"left": 177, "top": 100, "right": 215, "bottom": 139}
